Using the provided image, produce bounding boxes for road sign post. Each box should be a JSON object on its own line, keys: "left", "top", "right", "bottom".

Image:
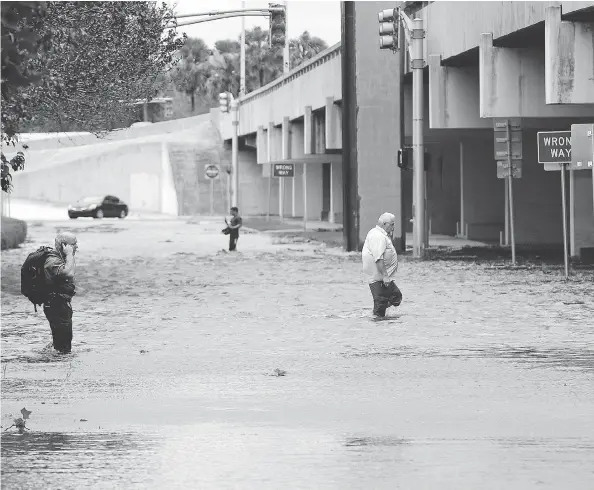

{"left": 536, "top": 130, "right": 579, "bottom": 277}
{"left": 506, "top": 122, "right": 517, "bottom": 265}
{"left": 560, "top": 163, "right": 569, "bottom": 278}
{"left": 205, "top": 164, "right": 220, "bottom": 216}
{"left": 494, "top": 118, "right": 521, "bottom": 265}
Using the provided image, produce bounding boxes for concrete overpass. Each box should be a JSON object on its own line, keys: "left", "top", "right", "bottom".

{"left": 216, "top": 0, "right": 594, "bottom": 258}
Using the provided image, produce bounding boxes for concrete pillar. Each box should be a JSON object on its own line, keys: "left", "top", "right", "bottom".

{"left": 545, "top": 6, "right": 594, "bottom": 105}
{"left": 256, "top": 125, "right": 267, "bottom": 164}
{"left": 428, "top": 54, "right": 490, "bottom": 129}
{"left": 281, "top": 116, "right": 291, "bottom": 220}
{"left": 267, "top": 122, "right": 281, "bottom": 218}
{"left": 325, "top": 97, "right": 342, "bottom": 151}
{"left": 303, "top": 106, "right": 313, "bottom": 227}
{"left": 348, "top": 1, "right": 403, "bottom": 249}
{"left": 479, "top": 33, "right": 594, "bottom": 118}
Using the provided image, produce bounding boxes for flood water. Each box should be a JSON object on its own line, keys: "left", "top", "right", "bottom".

{"left": 2, "top": 219, "right": 594, "bottom": 489}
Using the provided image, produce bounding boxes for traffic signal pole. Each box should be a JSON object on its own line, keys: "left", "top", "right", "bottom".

{"left": 411, "top": 17, "right": 426, "bottom": 259}
{"left": 231, "top": 100, "right": 239, "bottom": 208}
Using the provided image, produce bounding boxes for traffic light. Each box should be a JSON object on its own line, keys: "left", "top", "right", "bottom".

{"left": 378, "top": 8, "right": 399, "bottom": 51}
{"left": 268, "top": 3, "right": 286, "bottom": 49}
{"left": 398, "top": 148, "right": 411, "bottom": 170}
{"left": 219, "top": 92, "right": 230, "bottom": 113}
{"left": 398, "top": 148, "right": 431, "bottom": 171}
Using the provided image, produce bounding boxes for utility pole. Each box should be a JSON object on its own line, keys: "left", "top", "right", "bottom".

{"left": 283, "top": 1, "right": 290, "bottom": 74}
{"left": 231, "top": 99, "right": 239, "bottom": 208}
{"left": 240, "top": 1, "right": 246, "bottom": 96}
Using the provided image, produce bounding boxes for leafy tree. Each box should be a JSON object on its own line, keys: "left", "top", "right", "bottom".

{"left": 1, "top": 1, "right": 46, "bottom": 192}
{"left": 290, "top": 31, "right": 328, "bottom": 69}
{"left": 1, "top": 1, "right": 185, "bottom": 193}
{"left": 170, "top": 37, "right": 212, "bottom": 112}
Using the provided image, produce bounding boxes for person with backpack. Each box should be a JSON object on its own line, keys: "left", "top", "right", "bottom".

{"left": 21, "top": 232, "right": 78, "bottom": 353}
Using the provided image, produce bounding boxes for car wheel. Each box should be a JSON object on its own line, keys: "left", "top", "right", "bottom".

{"left": 94, "top": 209, "right": 104, "bottom": 219}
{"left": 119, "top": 209, "right": 127, "bottom": 219}
{"left": 69, "top": 215, "right": 78, "bottom": 220}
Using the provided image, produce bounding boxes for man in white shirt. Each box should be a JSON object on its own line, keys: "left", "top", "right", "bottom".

{"left": 361, "top": 213, "right": 402, "bottom": 317}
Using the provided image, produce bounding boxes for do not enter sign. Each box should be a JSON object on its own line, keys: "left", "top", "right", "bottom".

{"left": 204, "top": 164, "right": 220, "bottom": 179}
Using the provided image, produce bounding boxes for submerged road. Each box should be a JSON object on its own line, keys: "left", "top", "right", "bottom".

{"left": 2, "top": 217, "right": 593, "bottom": 489}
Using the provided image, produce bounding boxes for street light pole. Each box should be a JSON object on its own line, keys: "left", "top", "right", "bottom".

{"left": 231, "top": 99, "right": 239, "bottom": 208}
{"left": 411, "top": 17, "right": 425, "bottom": 258}
{"left": 283, "top": 1, "right": 289, "bottom": 73}
{"left": 240, "top": 1, "right": 246, "bottom": 96}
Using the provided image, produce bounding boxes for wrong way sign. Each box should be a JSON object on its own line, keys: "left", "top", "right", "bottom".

{"left": 537, "top": 131, "right": 571, "bottom": 164}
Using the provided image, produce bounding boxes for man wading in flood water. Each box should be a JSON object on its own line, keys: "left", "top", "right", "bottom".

{"left": 361, "top": 213, "right": 403, "bottom": 318}
{"left": 43, "top": 232, "right": 78, "bottom": 353}
{"left": 225, "top": 206, "right": 242, "bottom": 252}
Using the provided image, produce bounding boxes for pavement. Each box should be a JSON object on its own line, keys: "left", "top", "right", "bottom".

{"left": 1, "top": 212, "right": 593, "bottom": 489}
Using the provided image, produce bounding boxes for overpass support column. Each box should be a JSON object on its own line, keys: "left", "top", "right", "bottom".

{"left": 303, "top": 106, "right": 313, "bottom": 230}
{"left": 545, "top": 6, "right": 594, "bottom": 105}
{"left": 479, "top": 33, "right": 594, "bottom": 118}
{"left": 281, "top": 116, "right": 291, "bottom": 222}
{"left": 341, "top": 1, "right": 403, "bottom": 251}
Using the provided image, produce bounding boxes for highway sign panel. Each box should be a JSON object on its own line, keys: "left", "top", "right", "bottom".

{"left": 537, "top": 131, "right": 571, "bottom": 164}
{"left": 497, "top": 160, "right": 522, "bottom": 179}
{"left": 204, "top": 164, "right": 220, "bottom": 179}
{"left": 570, "top": 123, "right": 594, "bottom": 171}
{"left": 273, "top": 163, "right": 295, "bottom": 177}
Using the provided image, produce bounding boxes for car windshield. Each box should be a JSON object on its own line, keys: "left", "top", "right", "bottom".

{"left": 77, "top": 197, "right": 103, "bottom": 204}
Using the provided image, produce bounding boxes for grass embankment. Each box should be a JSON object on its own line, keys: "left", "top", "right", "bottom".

{"left": 1, "top": 216, "right": 27, "bottom": 250}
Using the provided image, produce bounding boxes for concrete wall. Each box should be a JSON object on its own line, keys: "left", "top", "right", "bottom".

{"left": 353, "top": 1, "right": 404, "bottom": 247}
{"left": 12, "top": 143, "right": 168, "bottom": 212}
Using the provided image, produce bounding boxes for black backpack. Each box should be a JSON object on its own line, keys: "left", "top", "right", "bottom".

{"left": 21, "top": 246, "right": 54, "bottom": 312}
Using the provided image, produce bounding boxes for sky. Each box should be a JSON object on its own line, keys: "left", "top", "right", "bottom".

{"left": 167, "top": 0, "right": 342, "bottom": 48}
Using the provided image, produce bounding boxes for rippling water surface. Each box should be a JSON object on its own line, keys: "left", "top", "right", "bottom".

{"left": 2, "top": 220, "right": 594, "bottom": 489}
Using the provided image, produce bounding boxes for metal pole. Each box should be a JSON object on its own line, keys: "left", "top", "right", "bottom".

{"left": 267, "top": 166, "right": 272, "bottom": 220}
{"left": 459, "top": 141, "right": 465, "bottom": 237}
{"left": 398, "top": 18, "right": 406, "bottom": 252}
{"left": 411, "top": 17, "right": 425, "bottom": 259}
{"left": 280, "top": 178, "right": 284, "bottom": 222}
{"left": 561, "top": 164, "right": 569, "bottom": 278}
{"left": 504, "top": 178, "right": 509, "bottom": 245}
{"left": 231, "top": 100, "right": 239, "bottom": 208}
{"left": 292, "top": 172, "right": 296, "bottom": 217}
{"left": 210, "top": 178, "right": 214, "bottom": 215}
{"left": 506, "top": 121, "right": 516, "bottom": 265}
{"left": 569, "top": 168, "right": 575, "bottom": 257}
{"left": 303, "top": 164, "right": 308, "bottom": 230}
{"left": 240, "top": 1, "right": 246, "bottom": 97}
{"left": 283, "top": 1, "right": 290, "bottom": 74}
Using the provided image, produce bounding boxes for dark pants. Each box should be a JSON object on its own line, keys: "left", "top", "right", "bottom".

{"left": 229, "top": 230, "right": 239, "bottom": 251}
{"left": 43, "top": 298, "right": 73, "bottom": 353}
{"left": 369, "top": 281, "right": 402, "bottom": 317}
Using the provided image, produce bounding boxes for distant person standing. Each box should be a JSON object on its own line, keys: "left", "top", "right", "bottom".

{"left": 225, "top": 207, "right": 243, "bottom": 251}
{"left": 361, "top": 213, "right": 402, "bottom": 318}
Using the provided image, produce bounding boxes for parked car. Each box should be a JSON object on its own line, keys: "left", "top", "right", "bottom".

{"left": 68, "top": 195, "right": 129, "bottom": 219}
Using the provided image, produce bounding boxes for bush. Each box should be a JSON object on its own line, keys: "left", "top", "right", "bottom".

{"left": 1, "top": 216, "right": 27, "bottom": 250}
